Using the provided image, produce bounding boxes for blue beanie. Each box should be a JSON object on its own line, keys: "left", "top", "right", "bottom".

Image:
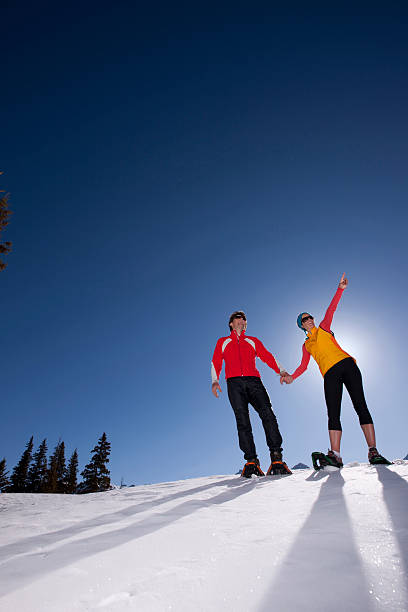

{"left": 297, "top": 313, "right": 308, "bottom": 335}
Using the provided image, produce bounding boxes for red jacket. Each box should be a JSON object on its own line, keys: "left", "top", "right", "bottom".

{"left": 211, "top": 330, "right": 284, "bottom": 382}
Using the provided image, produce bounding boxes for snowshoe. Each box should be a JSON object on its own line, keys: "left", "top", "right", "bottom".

{"left": 241, "top": 459, "right": 265, "bottom": 478}
{"left": 266, "top": 461, "right": 292, "bottom": 476}
{"left": 368, "top": 447, "right": 393, "bottom": 466}
{"left": 311, "top": 451, "right": 343, "bottom": 471}
{"left": 326, "top": 450, "right": 343, "bottom": 467}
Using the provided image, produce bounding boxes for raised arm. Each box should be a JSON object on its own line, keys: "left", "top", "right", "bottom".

{"left": 253, "top": 337, "right": 286, "bottom": 375}
{"left": 319, "top": 273, "right": 348, "bottom": 332}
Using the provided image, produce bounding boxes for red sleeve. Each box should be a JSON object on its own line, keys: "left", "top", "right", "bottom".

{"left": 291, "top": 344, "right": 311, "bottom": 380}
{"left": 211, "top": 338, "right": 224, "bottom": 382}
{"left": 319, "top": 287, "right": 344, "bottom": 332}
{"left": 253, "top": 337, "right": 281, "bottom": 374}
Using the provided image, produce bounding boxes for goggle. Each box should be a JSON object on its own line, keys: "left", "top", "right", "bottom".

{"left": 301, "top": 315, "right": 314, "bottom": 324}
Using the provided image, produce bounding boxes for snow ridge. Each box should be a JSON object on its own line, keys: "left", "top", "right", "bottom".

{"left": 0, "top": 462, "right": 407, "bottom": 612}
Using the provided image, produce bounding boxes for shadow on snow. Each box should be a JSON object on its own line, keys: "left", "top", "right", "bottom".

{"left": 0, "top": 477, "right": 243, "bottom": 561}
{"left": 0, "top": 476, "right": 253, "bottom": 596}
{"left": 258, "top": 470, "right": 375, "bottom": 612}
{"left": 375, "top": 466, "right": 408, "bottom": 591}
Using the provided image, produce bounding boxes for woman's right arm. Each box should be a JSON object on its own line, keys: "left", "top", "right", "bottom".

{"left": 291, "top": 344, "right": 311, "bottom": 380}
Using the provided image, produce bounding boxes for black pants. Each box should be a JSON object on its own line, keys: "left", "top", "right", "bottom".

{"left": 323, "top": 357, "right": 373, "bottom": 431}
{"left": 227, "top": 376, "right": 282, "bottom": 461}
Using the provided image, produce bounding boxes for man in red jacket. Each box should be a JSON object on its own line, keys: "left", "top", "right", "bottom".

{"left": 211, "top": 311, "right": 291, "bottom": 477}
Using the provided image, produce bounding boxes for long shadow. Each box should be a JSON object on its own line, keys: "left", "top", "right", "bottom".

{"left": 258, "top": 471, "right": 374, "bottom": 612}
{"left": 375, "top": 466, "right": 408, "bottom": 588}
{"left": 0, "top": 477, "right": 254, "bottom": 597}
{"left": 0, "top": 476, "right": 242, "bottom": 562}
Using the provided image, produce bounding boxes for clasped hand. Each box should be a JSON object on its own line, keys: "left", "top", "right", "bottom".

{"left": 280, "top": 373, "right": 293, "bottom": 385}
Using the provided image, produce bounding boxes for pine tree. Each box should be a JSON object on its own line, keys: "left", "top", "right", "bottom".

{"left": 0, "top": 173, "right": 12, "bottom": 271}
{"left": 28, "top": 439, "right": 48, "bottom": 493}
{"left": 0, "top": 458, "right": 10, "bottom": 492}
{"left": 80, "top": 433, "right": 111, "bottom": 493}
{"left": 9, "top": 436, "right": 34, "bottom": 492}
{"left": 46, "top": 440, "right": 66, "bottom": 493}
{"left": 65, "top": 449, "right": 79, "bottom": 494}
{"left": 46, "top": 445, "right": 58, "bottom": 493}
{"left": 56, "top": 441, "right": 66, "bottom": 493}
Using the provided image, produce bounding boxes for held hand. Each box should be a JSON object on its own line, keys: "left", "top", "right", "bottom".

{"left": 212, "top": 382, "right": 222, "bottom": 397}
{"left": 338, "top": 272, "right": 348, "bottom": 290}
{"left": 280, "top": 374, "right": 293, "bottom": 385}
{"left": 279, "top": 370, "right": 289, "bottom": 383}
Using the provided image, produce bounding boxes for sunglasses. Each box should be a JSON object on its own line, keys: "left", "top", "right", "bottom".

{"left": 233, "top": 315, "right": 246, "bottom": 321}
{"left": 301, "top": 315, "right": 314, "bottom": 324}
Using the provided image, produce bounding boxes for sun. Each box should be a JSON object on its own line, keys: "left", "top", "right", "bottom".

{"left": 333, "top": 325, "right": 376, "bottom": 367}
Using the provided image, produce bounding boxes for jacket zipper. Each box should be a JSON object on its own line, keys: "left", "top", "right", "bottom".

{"left": 236, "top": 333, "right": 244, "bottom": 376}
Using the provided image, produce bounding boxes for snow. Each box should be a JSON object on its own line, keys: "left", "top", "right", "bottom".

{"left": 1, "top": 462, "right": 407, "bottom": 612}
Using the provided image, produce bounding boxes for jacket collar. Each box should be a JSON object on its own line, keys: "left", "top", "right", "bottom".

{"left": 231, "top": 330, "right": 246, "bottom": 341}
{"left": 306, "top": 326, "right": 317, "bottom": 340}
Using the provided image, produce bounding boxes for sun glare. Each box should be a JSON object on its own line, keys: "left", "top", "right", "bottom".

{"left": 333, "top": 325, "right": 377, "bottom": 368}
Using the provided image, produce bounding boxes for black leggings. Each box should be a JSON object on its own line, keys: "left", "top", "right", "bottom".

{"left": 227, "top": 376, "right": 282, "bottom": 460}
{"left": 323, "top": 357, "right": 373, "bottom": 431}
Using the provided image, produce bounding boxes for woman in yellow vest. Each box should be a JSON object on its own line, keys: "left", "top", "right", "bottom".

{"left": 281, "top": 274, "right": 391, "bottom": 468}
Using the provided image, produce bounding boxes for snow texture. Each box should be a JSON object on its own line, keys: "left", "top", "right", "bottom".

{"left": 0, "top": 462, "right": 407, "bottom": 611}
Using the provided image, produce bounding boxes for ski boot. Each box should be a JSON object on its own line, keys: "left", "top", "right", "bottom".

{"left": 368, "top": 447, "right": 393, "bottom": 465}
{"left": 311, "top": 450, "right": 343, "bottom": 471}
{"left": 266, "top": 450, "right": 292, "bottom": 476}
{"left": 241, "top": 458, "right": 265, "bottom": 478}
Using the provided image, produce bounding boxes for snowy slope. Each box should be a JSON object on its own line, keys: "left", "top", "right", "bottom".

{"left": 0, "top": 462, "right": 407, "bottom": 612}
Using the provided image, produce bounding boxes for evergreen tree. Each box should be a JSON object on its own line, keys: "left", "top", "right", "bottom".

{"left": 65, "top": 449, "right": 79, "bottom": 494}
{"left": 0, "top": 458, "right": 10, "bottom": 492}
{"left": 46, "top": 445, "right": 58, "bottom": 493}
{"left": 56, "top": 441, "right": 66, "bottom": 493}
{"left": 9, "top": 436, "right": 34, "bottom": 492}
{"left": 46, "top": 440, "right": 66, "bottom": 493}
{"left": 0, "top": 173, "right": 12, "bottom": 271}
{"left": 80, "top": 432, "right": 111, "bottom": 493}
{"left": 28, "top": 439, "right": 48, "bottom": 493}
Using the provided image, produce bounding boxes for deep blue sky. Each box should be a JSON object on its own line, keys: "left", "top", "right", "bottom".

{"left": 1, "top": 2, "right": 407, "bottom": 484}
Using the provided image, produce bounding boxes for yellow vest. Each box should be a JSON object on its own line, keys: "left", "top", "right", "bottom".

{"left": 305, "top": 326, "right": 352, "bottom": 377}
